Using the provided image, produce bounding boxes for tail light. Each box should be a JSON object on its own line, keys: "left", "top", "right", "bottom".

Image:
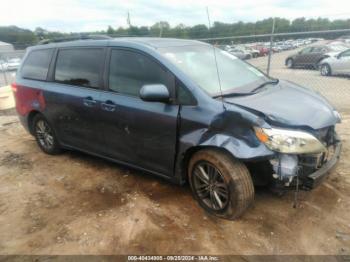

{"left": 11, "top": 83, "right": 18, "bottom": 92}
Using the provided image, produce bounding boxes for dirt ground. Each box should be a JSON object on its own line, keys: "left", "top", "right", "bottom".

{"left": 0, "top": 108, "right": 349, "bottom": 255}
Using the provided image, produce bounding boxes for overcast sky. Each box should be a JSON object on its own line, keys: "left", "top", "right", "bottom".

{"left": 0, "top": 0, "right": 350, "bottom": 32}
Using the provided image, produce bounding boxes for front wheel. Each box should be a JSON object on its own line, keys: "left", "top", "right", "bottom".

{"left": 33, "top": 114, "right": 61, "bottom": 155}
{"left": 188, "top": 149, "right": 254, "bottom": 220}
{"left": 286, "top": 58, "right": 294, "bottom": 68}
{"left": 320, "top": 64, "right": 332, "bottom": 76}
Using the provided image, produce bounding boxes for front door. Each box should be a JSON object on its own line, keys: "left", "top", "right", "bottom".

{"left": 295, "top": 47, "right": 313, "bottom": 65}
{"left": 334, "top": 50, "right": 350, "bottom": 74}
{"left": 99, "top": 49, "right": 179, "bottom": 176}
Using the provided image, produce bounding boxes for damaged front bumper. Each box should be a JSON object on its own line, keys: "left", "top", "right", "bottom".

{"left": 303, "top": 140, "right": 341, "bottom": 189}
{"left": 270, "top": 138, "right": 342, "bottom": 191}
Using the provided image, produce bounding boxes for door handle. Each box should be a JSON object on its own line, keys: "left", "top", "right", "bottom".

{"left": 101, "top": 100, "right": 116, "bottom": 112}
{"left": 83, "top": 96, "right": 97, "bottom": 107}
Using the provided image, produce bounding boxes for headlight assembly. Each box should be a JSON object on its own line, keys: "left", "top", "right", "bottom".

{"left": 254, "top": 127, "right": 326, "bottom": 154}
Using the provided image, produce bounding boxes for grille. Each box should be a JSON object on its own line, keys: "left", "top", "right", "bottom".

{"left": 298, "top": 126, "right": 336, "bottom": 177}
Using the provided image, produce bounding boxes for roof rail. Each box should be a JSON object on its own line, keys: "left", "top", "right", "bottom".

{"left": 37, "top": 34, "right": 112, "bottom": 45}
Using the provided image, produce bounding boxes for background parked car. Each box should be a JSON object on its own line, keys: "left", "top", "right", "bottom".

{"left": 227, "top": 48, "right": 251, "bottom": 60}
{"left": 6, "top": 58, "right": 21, "bottom": 71}
{"left": 319, "top": 49, "right": 350, "bottom": 76}
{"left": 253, "top": 45, "right": 269, "bottom": 56}
{"left": 285, "top": 44, "right": 348, "bottom": 69}
{"left": 236, "top": 45, "right": 260, "bottom": 58}
{"left": 0, "top": 60, "right": 8, "bottom": 71}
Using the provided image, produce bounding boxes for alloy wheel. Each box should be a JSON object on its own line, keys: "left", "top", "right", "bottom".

{"left": 192, "top": 161, "right": 229, "bottom": 211}
{"left": 35, "top": 119, "right": 54, "bottom": 150}
{"left": 321, "top": 65, "right": 329, "bottom": 76}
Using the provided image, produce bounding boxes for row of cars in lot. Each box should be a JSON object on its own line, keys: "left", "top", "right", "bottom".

{"left": 219, "top": 36, "right": 350, "bottom": 77}
{"left": 218, "top": 38, "right": 321, "bottom": 60}
{"left": 285, "top": 38, "right": 350, "bottom": 77}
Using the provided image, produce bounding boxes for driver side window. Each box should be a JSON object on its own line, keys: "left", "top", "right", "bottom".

{"left": 109, "top": 49, "right": 175, "bottom": 98}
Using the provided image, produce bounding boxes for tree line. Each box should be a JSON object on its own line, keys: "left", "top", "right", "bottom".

{"left": 1, "top": 17, "right": 350, "bottom": 49}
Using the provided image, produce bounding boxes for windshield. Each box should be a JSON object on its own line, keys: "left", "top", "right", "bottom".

{"left": 159, "top": 45, "right": 268, "bottom": 96}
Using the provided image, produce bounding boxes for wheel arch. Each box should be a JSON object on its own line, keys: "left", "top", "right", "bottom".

{"left": 179, "top": 135, "right": 274, "bottom": 183}
{"left": 181, "top": 146, "right": 232, "bottom": 177}
{"left": 27, "top": 110, "right": 42, "bottom": 135}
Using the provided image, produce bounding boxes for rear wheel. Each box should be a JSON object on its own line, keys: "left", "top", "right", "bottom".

{"left": 320, "top": 64, "right": 332, "bottom": 76}
{"left": 188, "top": 149, "right": 254, "bottom": 220}
{"left": 33, "top": 114, "right": 61, "bottom": 155}
{"left": 286, "top": 58, "right": 294, "bottom": 68}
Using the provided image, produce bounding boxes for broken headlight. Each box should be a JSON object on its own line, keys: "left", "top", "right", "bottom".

{"left": 254, "top": 127, "right": 326, "bottom": 154}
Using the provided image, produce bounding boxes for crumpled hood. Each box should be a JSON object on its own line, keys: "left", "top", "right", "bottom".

{"left": 223, "top": 80, "right": 339, "bottom": 130}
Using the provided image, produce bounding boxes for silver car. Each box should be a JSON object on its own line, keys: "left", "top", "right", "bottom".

{"left": 320, "top": 49, "right": 350, "bottom": 76}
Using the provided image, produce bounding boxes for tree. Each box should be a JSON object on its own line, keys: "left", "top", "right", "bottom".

{"left": 107, "top": 26, "right": 115, "bottom": 35}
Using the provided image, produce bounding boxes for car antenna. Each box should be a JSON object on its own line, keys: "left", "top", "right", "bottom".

{"left": 206, "top": 7, "right": 226, "bottom": 110}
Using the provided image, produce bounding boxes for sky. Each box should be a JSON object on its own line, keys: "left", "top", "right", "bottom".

{"left": 0, "top": 0, "right": 350, "bottom": 32}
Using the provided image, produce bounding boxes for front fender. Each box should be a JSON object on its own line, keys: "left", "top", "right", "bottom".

{"left": 172, "top": 101, "right": 275, "bottom": 184}
{"left": 180, "top": 129, "right": 274, "bottom": 161}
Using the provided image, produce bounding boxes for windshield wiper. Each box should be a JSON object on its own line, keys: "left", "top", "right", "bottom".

{"left": 213, "top": 92, "right": 256, "bottom": 98}
{"left": 213, "top": 79, "right": 279, "bottom": 99}
{"left": 249, "top": 79, "right": 279, "bottom": 93}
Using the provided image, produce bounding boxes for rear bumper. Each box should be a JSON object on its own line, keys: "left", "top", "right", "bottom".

{"left": 302, "top": 140, "right": 342, "bottom": 190}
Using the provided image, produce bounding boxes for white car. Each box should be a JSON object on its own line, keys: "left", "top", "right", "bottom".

{"left": 6, "top": 58, "right": 21, "bottom": 71}
{"left": 319, "top": 49, "right": 350, "bottom": 76}
{"left": 0, "top": 60, "right": 8, "bottom": 71}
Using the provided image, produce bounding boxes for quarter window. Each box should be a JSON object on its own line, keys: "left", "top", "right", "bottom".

{"left": 54, "top": 48, "right": 104, "bottom": 88}
{"left": 109, "top": 50, "right": 174, "bottom": 97}
{"left": 21, "top": 49, "right": 53, "bottom": 80}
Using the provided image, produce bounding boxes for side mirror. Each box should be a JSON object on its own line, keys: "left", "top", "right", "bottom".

{"left": 337, "top": 54, "right": 342, "bottom": 59}
{"left": 139, "top": 84, "right": 170, "bottom": 103}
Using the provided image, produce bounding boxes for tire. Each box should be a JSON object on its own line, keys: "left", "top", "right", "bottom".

{"left": 32, "top": 114, "right": 61, "bottom": 155}
{"left": 286, "top": 58, "right": 294, "bottom": 68}
{"left": 188, "top": 149, "right": 254, "bottom": 220}
{"left": 246, "top": 54, "right": 252, "bottom": 60}
{"left": 320, "top": 64, "right": 332, "bottom": 76}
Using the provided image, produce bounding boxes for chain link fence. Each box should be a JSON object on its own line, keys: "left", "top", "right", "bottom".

{"left": 201, "top": 28, "right": 350, "bottom": 113}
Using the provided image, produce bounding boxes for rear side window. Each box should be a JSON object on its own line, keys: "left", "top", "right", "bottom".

{"left": 21, "top": 49, "right": 53, "bottom": 80}
{"left": 109, "top": 49, "right": 174, "bottom": 97}
{"left": 54, "top": 48, "right": 104, "bottom": 89}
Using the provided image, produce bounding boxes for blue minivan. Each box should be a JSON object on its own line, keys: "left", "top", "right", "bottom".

{"left": 13, "top": 38, "right": 341, "bottom": 219}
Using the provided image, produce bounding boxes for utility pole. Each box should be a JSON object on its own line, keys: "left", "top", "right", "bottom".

{"left": 127, "top": 11, "right": 131, "bottom": 28}
{"left": 267, "top": 17, "right": 275, "bottom": 76}
{"left": 159, "top": 23, "right": 163, "bottom": 37}
{"left": 206, "top": 7, "right": 212, "bottom": 30}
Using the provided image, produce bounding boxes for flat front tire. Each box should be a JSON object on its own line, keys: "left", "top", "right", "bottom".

{"left": 33, "top": 114, "right": 61, "bottom": 155}
{"left": 188, "top": 149, "right": 254, "bottom": 220}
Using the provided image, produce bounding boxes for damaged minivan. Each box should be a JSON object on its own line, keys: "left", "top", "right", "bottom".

{"left": 13, "top": 38, "right": 342, "bottom": 219}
